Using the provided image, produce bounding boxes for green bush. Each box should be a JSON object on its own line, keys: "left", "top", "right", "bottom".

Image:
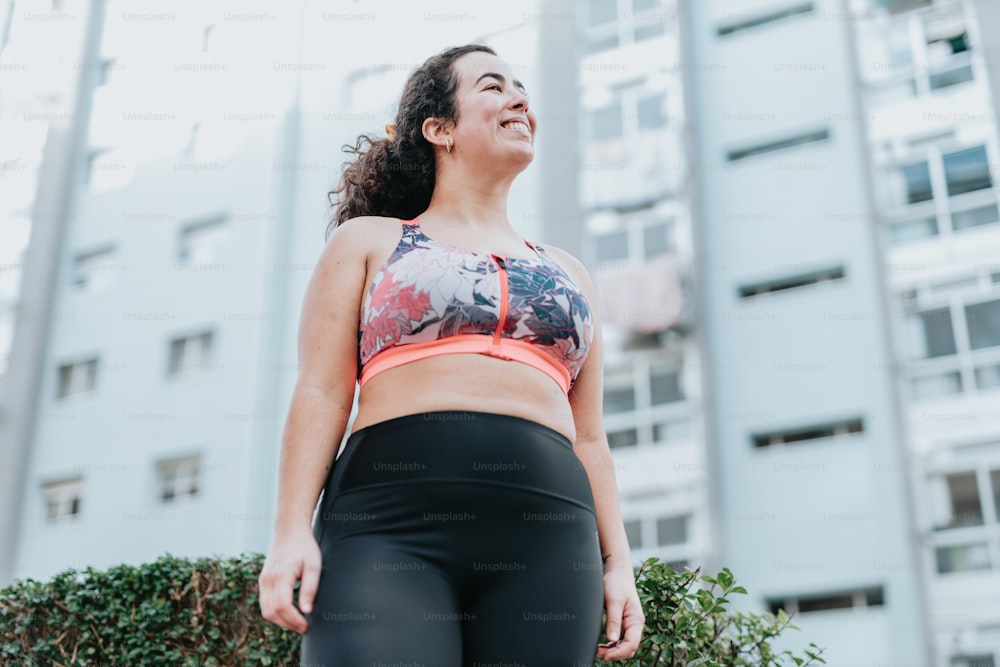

{"left": 596, "top": 558, "right": 825, "bottom": 666}
{"left": 0, "top": 553, "right": 297, "bottom": 667}
{"left": 0, "top": 553, "right": 823, "bottom": 666}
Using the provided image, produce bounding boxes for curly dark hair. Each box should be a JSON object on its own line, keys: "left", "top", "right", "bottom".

{"left": 325, "top": 44, "right": 498, "bottom": 241}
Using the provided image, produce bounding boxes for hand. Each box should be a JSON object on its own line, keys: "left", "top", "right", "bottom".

{"left": 258, "top": 527, "right": 323, "bottom": 635}
{"left": 596, "top": 566, "right": 645, "bottom": 662}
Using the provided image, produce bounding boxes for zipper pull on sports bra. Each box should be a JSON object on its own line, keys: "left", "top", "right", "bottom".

{"left": 356, "top": 219, "right": 594, "bottom": 394}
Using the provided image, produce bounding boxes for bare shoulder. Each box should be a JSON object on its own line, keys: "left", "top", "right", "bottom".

{"left": 534, "top": 241, "right": 593, "bottom": 287}
{"left": 317, "top": 216, "right": 402, "bottom": 266}
{"left": 326, "top": 215, "right": 403, "bottom": 249}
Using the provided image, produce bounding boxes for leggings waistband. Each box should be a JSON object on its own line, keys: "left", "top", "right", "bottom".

{"left": 327, "top": 410, "right": 594, "bottom": 513}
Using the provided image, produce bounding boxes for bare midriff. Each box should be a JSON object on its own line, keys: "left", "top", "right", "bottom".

{"left": 350, "top": 353, "right": 578, "bottom": 443}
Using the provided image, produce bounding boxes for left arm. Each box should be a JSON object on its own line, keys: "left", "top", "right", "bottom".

{"left": 544, "top": 244, "right": 645, "bottom": 661}
{"left": 568, "top": 299, "right": 632, "bottom": 577}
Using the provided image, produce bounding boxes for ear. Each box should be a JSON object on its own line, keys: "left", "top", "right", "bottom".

{"left": 422, "top": 117, "right": 454, "bottom": 151}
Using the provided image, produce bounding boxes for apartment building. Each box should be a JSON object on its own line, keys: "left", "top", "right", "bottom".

{"left": 851, "top": 0, "right": 1000, "bottom": 663}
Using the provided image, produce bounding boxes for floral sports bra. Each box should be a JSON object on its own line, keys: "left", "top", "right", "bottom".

{"left": 357, "top": 219, "right": 594, "bottom": 394}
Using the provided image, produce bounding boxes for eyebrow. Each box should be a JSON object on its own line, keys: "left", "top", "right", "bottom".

{"left": 474, "top": 72, "right": 527, "bottom": 94}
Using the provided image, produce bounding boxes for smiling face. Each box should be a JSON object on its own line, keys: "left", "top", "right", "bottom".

{"left": 446, "top": 51, "right": 537, "bottom": 173}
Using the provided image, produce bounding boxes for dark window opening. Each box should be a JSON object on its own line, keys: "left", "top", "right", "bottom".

{"left": 902, "top": 161, "right": 933, "bottom": 204}
{"left": 738, "top": 266, "right": 844, "bottom": 298}
{"left": 608, "top": 428, "right": 639, "bottom": 449}
{"left": 727, "top": 128, "right": 830, "bottom": 162}
{"left": 752, "top": 417, "right": 864, "bottom": 449}
{"left": 944, "top": 145, "right": 992, "bottom": 197}
{"left": 717, "top": 3, "right": 814, "bottom": 37}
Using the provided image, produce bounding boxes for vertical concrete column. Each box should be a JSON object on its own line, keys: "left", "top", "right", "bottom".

{"left": 536, "top": 0, "right": 582, "bottom": 257}
{"left": 0, "top": 0, "right": 105, "bottom": 586}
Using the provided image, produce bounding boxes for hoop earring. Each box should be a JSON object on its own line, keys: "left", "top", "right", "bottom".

{"left": 446, "top": 139, "right": 452, "bottom": 153}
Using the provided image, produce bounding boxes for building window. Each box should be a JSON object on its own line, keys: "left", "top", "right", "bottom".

{"left": 767, "top": 586, "right": 884, "bottom": 615}
{"left": 909, "top": 308, "right": 956, "bottom": 359}
{"left": 635, "top": 93, "right": 668, "bottom": 131}
{"left": 928, "top": 460, "right": 1000, "bottom": 574}
{"left": 43, "top": 478, "right": 82, "bottom": 522}
{"left": 632, "top": 0, "right": 661, "bottom": 10}
{"left": 929, "top": 65, "right": 974, "bottom": 91}
{"left": 589, "top": 204, "right": 675, "bottom": 267}
{"left": 752, "top": 417, "right": 864, "bottom": 449}
{"left": 933, "top": 472, "right": 983, "bottom": 529}
{"left": 634, "top": 19, "right": 665, "bottom": 43}
{"left": 603, "top": 364, "right": 636, "bottom": 414}
{"left": 650, "top": 367, "right": 683, "bottom": 405}
{"left": 910, "top": 370, "right": 962, "bottom": 400}
{"left": 586, "top": 33, "right": 620, "bottom": 54}
{"left": 583, "top": 0, "right": 668, "bottom": 52}
{"left": 951, "top": 656, "right": 996, "bottom": 667}
{"left": 603, "top": 355, "right": 689, "bottom": 447}
{"left": 587, "top": 0, "right": 617, "bottom": 27}
{"left": 889, "top": 216, "right": 938, "bottom": 245}
{"left": 926, "top": 15, "right": 973, "bottom": 90}
{"left": 738, "top": 265, "right": 845, "bottom": 298}
{"left": 178, "top": 217, "right": 228, "bottom": 265}
{"left": 624, "top": 518, "right": 642, "bottom": 549}
{"left": 965, "top": 299, "right": 1000, "bottom": 351}
{"left": 905, "top": 307, "right": 957, "bottom": 359}
{"left": 608, "top": 428, "right": 639, "bottom": 449}
{"left": 656, "top": 515, "right": 688, "bottom": 547}
{"left": 653, "top": 417, "right": 692, "bottom": 443}
{"left": 900, "top": 160, "right": 933, "bottom": 204}
{"left": 595, "top": 229, "right": 630, "bottom": 263}
{"left": 716, "top": 3, "right": 814, "bottom": 37}
{"left": 589, "top": 102, "right": 624, "bottom": 142}
{"left": 992, "top": 469, "right": 1000, "bottom": 518}
{"left": 903, "top": 280, "right": 1000, "bottom": 399}
{"left": 158, "top": 455, "right": 200, "bottom": 502}
{"left": 72, "top": 246, "right": 117, "bottom": 292}
{"left": 726, "top": 128, "right": 830, "bottom": 162}
{"left": 57, "top": 358, "right": 98, "bottom": 398}
{"left": 642, "top": 221, "right": 670, "bottom": 259}
{"left": 925, "top": 14, "right": 969, "bottom": 60}
{"left": 168, "top": 331, "right": 213, "bottom": 375}
{"left": 604, "top": 384, "right": 636, "bottom": 414}
{"left": 936, "top": 543, "right": 991, "bottom": 574}
{"left": 884, "top": 145, "right": 995, "bottom": 225}
{"left": 952, "top": 204, "right": 999, "bottom": 232}
{"left": 907, "top": 296, "right": 1000, "bottom": 356}
{"left": 943, "top": 145, "right": 992, "bottom": 197}
{"left": 975, "top": 362, "right": 1000, "bottom": 390}
{"left": 880, "top": 0, "right": 933, "bottom": 14}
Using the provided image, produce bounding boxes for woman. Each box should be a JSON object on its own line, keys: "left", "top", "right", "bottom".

{"left": 258, "top": 44, "right": 645, "bottom": 665}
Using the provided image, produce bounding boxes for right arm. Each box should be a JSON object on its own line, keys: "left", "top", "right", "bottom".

{"left": 258, "top": 217, "right": 372, "bottom": 634}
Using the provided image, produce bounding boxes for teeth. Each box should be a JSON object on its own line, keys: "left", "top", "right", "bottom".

{"left": 503, "top": 121, "right": 529, "bottom": 132}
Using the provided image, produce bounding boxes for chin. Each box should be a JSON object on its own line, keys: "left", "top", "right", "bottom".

{"left": 509, "top": 144, "right": 535, "bottom": 168}
{"left": 480, "top": 147, "right": 534, "bottom": 177}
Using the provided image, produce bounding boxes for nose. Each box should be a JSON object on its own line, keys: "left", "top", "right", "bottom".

{"left": 510, "top": 89, "right": 529, "bottom": 112}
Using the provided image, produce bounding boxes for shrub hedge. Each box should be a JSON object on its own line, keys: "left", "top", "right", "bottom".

{"left": 0, "top": 553, "right": 823, "bottom": 666}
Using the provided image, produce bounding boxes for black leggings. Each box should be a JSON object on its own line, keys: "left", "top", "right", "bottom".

{"left": 299, "top": 410, "right": 605, "bottom": 667}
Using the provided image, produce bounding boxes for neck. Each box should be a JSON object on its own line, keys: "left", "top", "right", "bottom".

{"left": 422, "top": 158, "right": 520, "bottom": 231}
